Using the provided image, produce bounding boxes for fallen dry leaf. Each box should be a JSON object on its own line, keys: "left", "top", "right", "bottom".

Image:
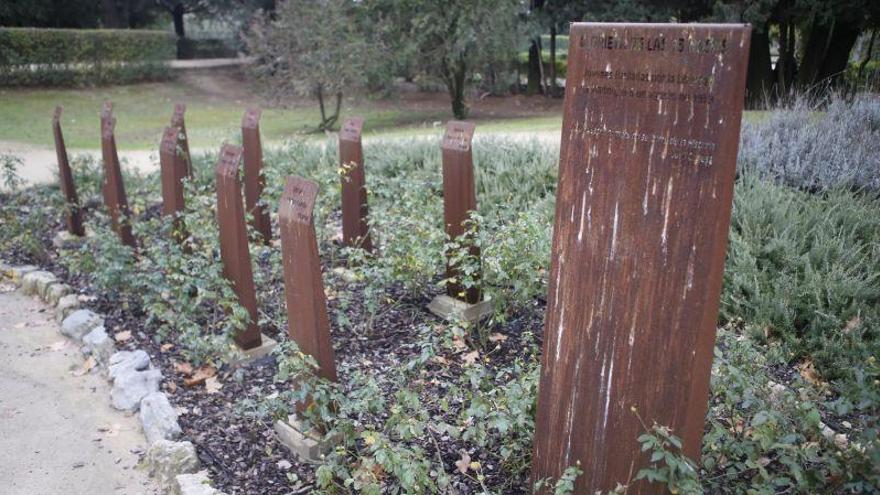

{"left": 204, "top": 376, "right": 222, "bottom": 394}
{"left": 796, "top": 360, "right": 827, "bottom": 389}
{"left": 454, "top": 452, "right": 471, "bottom": 474}
{"left": 114, "top": 330, "right": 132, "bottom": 342}
{"left": 461, "top": 350, "right": 480, "bottom": 365}
{"left": 452, "top": 335, "right": 468, "bottom": 351}
{"left": 160, "top": 343, "right": 174, "bottom": 352}
{"left": 174, "top": 362, "right": 194, "bottom": 376}
{"left": 488, "top": 333, "right": 508, "bottom": 343}
{"left": 183, "top": 365, "right": 216, "bottom": 387}
{"left": 72, "top": 356, "right": 97, "bottom": 376}
{"left": 432, "top": 356, "right": 449, "bottom": 366}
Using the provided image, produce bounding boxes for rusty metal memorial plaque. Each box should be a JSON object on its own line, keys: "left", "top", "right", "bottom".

{"left": 170, "top": 103, "right": 192, "bottom": 178}
{"left": 100, "top": 114, "right": 137, "bottom": 248}
{"left": 159, "top": 126, "right": 187, "bottom": 217}
{"left": 440, "top": 121, "right": 480, "bottom": 304}
{"left": 52, "top": 106, "right": 85, "bottom": 236}
{"left": 241, "top": 108, "right": 272, "bottom": 244}
{"left": 215, "top": 144, "right": 263, "bottom": 350}
{"left": 532, "top": 23, "right": 751, "bottom": 493}
{"left": 278, "top": 176, "right": 338, "bottom": 383}
{"left": 338, "top": 117, "right": 372, "bottom": 251}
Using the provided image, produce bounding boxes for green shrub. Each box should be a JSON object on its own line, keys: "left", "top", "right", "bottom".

{"left": 0, "top": 27, "right": 175, "bottom": 87}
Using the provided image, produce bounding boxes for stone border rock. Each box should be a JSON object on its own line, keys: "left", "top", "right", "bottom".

{"left": 2, "top": 260, "right": 226, "bottom": 495}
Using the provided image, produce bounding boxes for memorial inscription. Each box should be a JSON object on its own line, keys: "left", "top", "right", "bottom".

{"left": 531, "top": 23, "right": 751, "bottom": 494}
{"left": 52, "top": 106, "right": 85, "bottom": 236}
{"left": 241, "top": 108, "right": 272, "bottom": 244}
{"left": 278, "top": 176, "right": 338, "bottom": 384}
{"left": 100, "top": 115, "right": 136, "bottom": 248}
{"left": 215, "top": 144, "right": 263, "bottom": 350}
{"left": 338, "top": 117, "right": 372, "bottom": 251}
{"left": 440, "top": 121, "right": 480, "bottom": 304}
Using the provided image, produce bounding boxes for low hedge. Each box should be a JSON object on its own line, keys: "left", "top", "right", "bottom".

{"left": 0, "top": 27, "right": 176, "bottom": 87}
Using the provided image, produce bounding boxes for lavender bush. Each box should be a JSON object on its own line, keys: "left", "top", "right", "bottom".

{"left": 739, "top": 94, "right": 880, "bottom": 191}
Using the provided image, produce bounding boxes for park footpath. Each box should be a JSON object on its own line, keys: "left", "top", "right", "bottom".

{"left": 0, "top": 262, "right": 225, "bottom": 495}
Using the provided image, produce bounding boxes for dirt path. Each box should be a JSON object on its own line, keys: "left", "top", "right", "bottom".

{"left": 0, "top": 288, "right": 157, "bottom": 494}
{"left": 1, "top": 140, "right": 159, "bottom": 187}
{"left": 2, "top": 131, "right": 559, "bottom": 188}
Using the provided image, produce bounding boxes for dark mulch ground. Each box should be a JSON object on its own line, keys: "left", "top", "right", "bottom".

{"left": 7, "top": 195, "right": 547, "bottom": 494}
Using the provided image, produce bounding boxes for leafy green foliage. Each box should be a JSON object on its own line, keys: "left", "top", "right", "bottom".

{"left": 4, "top": 98, "right": 879, "bottom": 492}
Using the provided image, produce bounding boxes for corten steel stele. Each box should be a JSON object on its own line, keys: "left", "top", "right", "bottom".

{"left": 100, "top": 114, "right": 137, "bottom": 248}
{"left": 241, "top": 108, "right": 272, "bottom": 244}
{"left": 278, "top": 176, "right": 339, "bottom": 385}
{"left": 338, "top": 117, "right": 373, "bottom": 251}
{"left": 215, "top": 144, "right": 263, "bottom": 350}
{"left": 440, "top": 121, "right": 481, "bottom": 304}
{"left": 531, "top": 23, "right": 751, "bottom": 494}
{"left": 159, "top": 126, "right": 187, "bottom": 217}
{"left": 52, "top": 106, "right": 85, "bottom": 236}
{"left": 170, "top": 102, "right": 193, "bottom": 178}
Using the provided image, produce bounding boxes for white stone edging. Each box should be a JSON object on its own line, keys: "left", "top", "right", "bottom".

{"left": 2, "top": 261, "right": 226, "bottom": 495}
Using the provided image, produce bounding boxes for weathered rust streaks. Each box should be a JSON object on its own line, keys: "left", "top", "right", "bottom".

{"left": 278, "top": 176, "right": 338, "bottom": 384}
{"left": 338, "top": 117, "right": 372, "bottom": 251}
{"left": 241, "top": 108, "right": 272, "bottom": 244}
{"left": 215, "top": 144, "right": 262, "bottom": 350}
{"left": 532, "top": 23, "right": 751, "bottom": 494}
{"left": 52, "top": 106, "right": 85, "bottom": 236}
{"left": 440, "top": 120, "right": 481, "bottom": 304}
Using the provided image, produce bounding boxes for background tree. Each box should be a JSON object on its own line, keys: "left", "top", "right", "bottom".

{"left": 246, "top": 0, "right": 381, "bottom": 130}
{"left": 374, "top": 0, "right": 524, "bottom": 119}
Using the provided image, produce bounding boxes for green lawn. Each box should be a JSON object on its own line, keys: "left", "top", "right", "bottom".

{"left": 0, "top": 80, "right": 766, "bottom": 149}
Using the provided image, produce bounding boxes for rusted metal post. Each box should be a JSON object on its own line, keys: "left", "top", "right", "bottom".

{"left": 170, "top": 103, "right": 192, "bottom": 178}
{"left": 440, "top": 121, "right": 480, "bottom": 304}
{"left": 531, "top": 23, "right": 752, "bottom": 494}
{"left": 241, "top": 108, "right": 272, "bottom": 244}
{"left": 100, "top": 112, "right": 137, "bottom": 248}
{"left": 215, "top": 144, "right": 263, "bottom": 350}
{"left": 338, "top": 117, "right": 372, "bottom": 251}
{"left": 159, "top": 126, "right": 189, "bottom": 244}
{"left": 278, "top": 176, "right": 338, "bottom": 383}
{"left": 159, "top": 126, "right": 187, "bottom": 217}
{"left": 52, "top": 106, "right": 85, "bottom": 236}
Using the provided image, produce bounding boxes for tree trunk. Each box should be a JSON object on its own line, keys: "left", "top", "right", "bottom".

{"left": 172, "top": 3, "right": 185, "bottom": 38}
{"left": 101, "top": 0, "right": 124, "bottom": 28}
{"left": 444, "top": 57, "right": 468, "bottom": 119}
{"left": 549, "top": 25, "right": 557, "bottom": 95}
{"left": 798, "top": 16, "right": 833, "bottom": 90}
{"left": 776, "top": 20, "right": 788, "bottom": 100}
{"left": 317, "top": 84, "right": 327, "bottom": 125}
{"left": 527, "top": 39, "right": 542, "bottom": 95}
{"left": 329, "top": 91, "right": 342, "bottom": 128}
{"left": 816, "top": 20, "right": 861, "bottom": 88}
{"left": 746, "top": 25, "right": 773, "bottom": 108}
{"left": 800, "top": 15, "right": 862, "bottom": 92}
{"left": 858, "top": 28, "right": 877, "bottom": 80}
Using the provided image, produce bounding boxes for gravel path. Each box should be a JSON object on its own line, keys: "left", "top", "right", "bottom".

{"left": 1, "top": 130, "right": 559, "bottom": 188}
{"left": 0, "top": 287, "right": 157, "bottom": 495}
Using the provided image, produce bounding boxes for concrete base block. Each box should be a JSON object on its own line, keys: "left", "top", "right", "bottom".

{"left": 274, "top": 416, "right": 336, "bottom": 463}
{"left": 427, "top": 294, "right": 493, "bottom": 323}
{"left": 230, "top": 334, "right": 277, "bottom": 367}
